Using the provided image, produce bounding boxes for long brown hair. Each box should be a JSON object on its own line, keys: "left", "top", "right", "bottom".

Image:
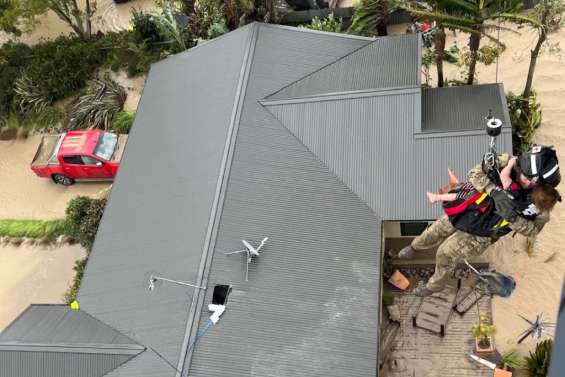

{"left": 531, "top": 184, "right": 561, "bottom": 212}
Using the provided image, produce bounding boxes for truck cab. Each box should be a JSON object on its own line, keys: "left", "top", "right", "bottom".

{"left": 31, "top": 130, "right": 127, "bottom": 185}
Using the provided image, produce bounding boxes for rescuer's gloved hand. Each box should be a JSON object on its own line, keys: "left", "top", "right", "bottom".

{"left": 490, "top": 188, "right": 518, "bottom": 222}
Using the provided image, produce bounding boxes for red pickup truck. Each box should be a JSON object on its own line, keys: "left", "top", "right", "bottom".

{"left": 31, "top": 130, "right": 127, "bottom": 186}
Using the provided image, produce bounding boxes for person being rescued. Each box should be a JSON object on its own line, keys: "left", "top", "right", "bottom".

{"left": 398, "top": 145, "right": 562, "bottom": 297}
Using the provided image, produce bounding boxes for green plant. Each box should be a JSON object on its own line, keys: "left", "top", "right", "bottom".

{"left": 0, "top": 42, "right": 33, "bottom": 119}
{"left": 472, "top": 313, "right": 496, "bottom": 347}
{"left": 350, "top": 0, "right": 398, "bottom": 36}
{"left": 525, "top": 339, "right": 553, "bottom": 377}
{"left": 189, "top": 0, "right": 228, "bottom": 40}
{"left": 0, "top": 219, "right": 69, "bottom": 238}
{"left": 14, "top": 72, "right": 51, "bottom": 114}
{"left": 35, "top": 105, "right": 67, "bottom": 131}
{"left": 21, "top": 36, "right": 104, "bottom": 104}
{"left": 63, "top": 258, "right": 87, "bottom": 304}
{"left": 301, "top": 13, "right": 343, "bottom": 33}
{"left": 99, "top": 30, "right": 172, "bottom": 77}
{"left": 69, "top": 77, "right": 127, "bottom": 130}
{"left": 500, "top": 348, "right": 523, "bottom": 370}
{"left": 65, "top": 196, "right": 107, "bottom": 251}
{"left": 132, "top": 6, "right": 188, "bottom": 51}
{"left": 507, "top": 91, "right": 543, "bottom": 154}
{"left": 111, "top": 111, "right": 135, "bottom": 134}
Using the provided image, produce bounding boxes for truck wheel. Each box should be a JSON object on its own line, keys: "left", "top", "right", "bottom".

{"left": 52, "top": 174, "right": 74, "bottom": 186}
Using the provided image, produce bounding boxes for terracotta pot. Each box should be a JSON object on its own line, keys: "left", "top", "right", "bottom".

{"left": 475, "top": 336, "right": 495, "bottom": 354}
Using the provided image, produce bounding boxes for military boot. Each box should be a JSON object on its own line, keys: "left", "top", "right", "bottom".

{"left": 398, "top": 245, "right": 416, "bottom": 259}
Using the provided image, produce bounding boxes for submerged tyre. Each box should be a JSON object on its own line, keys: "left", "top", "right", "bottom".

{"left": 52, "top": 174, "right": 75, "bottom": 186}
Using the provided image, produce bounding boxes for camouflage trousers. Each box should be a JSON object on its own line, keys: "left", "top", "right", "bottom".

{"left": 411, "top": 215, "right": 493, "bottom": 292}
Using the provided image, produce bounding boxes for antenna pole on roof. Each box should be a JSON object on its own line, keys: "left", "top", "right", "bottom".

{"left": 148, "top": 275, "right": 206, "bottom": 291}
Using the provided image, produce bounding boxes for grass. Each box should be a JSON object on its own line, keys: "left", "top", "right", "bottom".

{"left": 0, "top": 219, "right": 69, "bottom": 238}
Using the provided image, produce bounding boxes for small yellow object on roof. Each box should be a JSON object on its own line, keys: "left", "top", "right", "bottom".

{"left": 70, "top": 300, "right": 80, "bottom": 311}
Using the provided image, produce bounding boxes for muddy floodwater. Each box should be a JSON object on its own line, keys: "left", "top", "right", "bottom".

{"left": 0, "top": 136, "right": 109, "bottom": 219}
{"left": 0, "top": 0, "right": 157, "bottom": 45}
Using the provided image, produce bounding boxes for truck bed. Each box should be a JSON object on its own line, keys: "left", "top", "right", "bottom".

{"left": 32, "top": 135, "right": 62, "bottom": 166}
{"left": 111, "top": 135, "right": 128, "bottom": 162}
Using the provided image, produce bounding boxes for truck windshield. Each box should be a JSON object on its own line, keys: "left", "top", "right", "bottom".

{"left": 94, "top": 132, "right": 118, "bottom": 161}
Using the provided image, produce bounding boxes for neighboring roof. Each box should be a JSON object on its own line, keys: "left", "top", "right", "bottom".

{"left": 422, "top": 84, "right": 511, "bottom": 132}
{"left": 0, "top": 304, "right": 138, "bottom": 346}
{"left": 0, "top": 305, "right": 143, "bottom": 377}
{"left": 1, "top": 23, "right": 513, "bottom": 377}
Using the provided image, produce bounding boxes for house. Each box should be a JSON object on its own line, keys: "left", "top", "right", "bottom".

{"left": 0, "top": 23, "right": 512, "bottom": 377}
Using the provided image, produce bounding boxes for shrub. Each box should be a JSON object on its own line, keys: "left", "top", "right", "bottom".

{"left": 63, "top": 258, "right": 87, "bottom": 304}
{"left": 525, "top": 339, "right": 553, "bottom": 377}
{"left": 500, "top": 348, "right": 523, "bottom": 371}
{"left": 507, "top": 91, "right": 543, "bottom": 154}
{"left": 20, "top": 36, "right": 104, "bottom": 104}
{"left": 65, "top": 196, "right": 107, "bottom": 251}
{"left": 0, "top": 219, "right": 69, "bottom": 238}
{"left": 0, "top": 42, "right": 32, "bottom": 119}
{"left": 111, "top": 111, "right": 135, "bottom": 134}
{"left": 69, "top": 77, "right": 127, "bottom": 130}
{"left": 99, "top": 31, "right": 171, "bottom": 77}
{"left": 0, "top": 126, "right": 18, "bottom": 140}
{"left": 189, "top": 0, "right": 228, "bottom": 40}
{"left": 132, "top": 9, "right": 165, "bottom": 44}
{"left": 300, "top": 13, "right": 343, "bottom": 33}
{"left": 14, "top": 72, "right": 51, "bottom": 114}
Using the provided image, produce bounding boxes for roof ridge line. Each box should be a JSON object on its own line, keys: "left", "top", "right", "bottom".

{"left": 260, "top": 85, "right": 421, "bottom": 106}
{"left": 175, "top": 22, "right": 260, "bottom": 377}
{"left": 263, "top": 33, "right": 419, "bottom": 101}
{"left": 259, "top": 22, "right": 375, "bottom": 41}
{"left": 260, "top": 103, "right": 382, "bottom": 220}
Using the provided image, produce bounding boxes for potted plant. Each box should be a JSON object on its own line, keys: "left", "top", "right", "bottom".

{"left": 472, "top": 313, "right": 496, "bottom": 353}
{"left": 498, "top": 348, "right": 523, "bottom": 375}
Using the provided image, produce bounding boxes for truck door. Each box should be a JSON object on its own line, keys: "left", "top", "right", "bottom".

{"left": 61, "top": 155, "right": 89, "bottom": 178}
{"left": 81, "top": 156, "right": 113, "bottom": 178}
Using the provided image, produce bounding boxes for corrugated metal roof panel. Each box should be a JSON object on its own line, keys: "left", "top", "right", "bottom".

{"left": 264, "top": 86, "right": 512, "bottom": 221}
{"left": 266, "top": 33, "right": 419, "bottom": 100}
{"left": 76, "top": 25, "right": 255, "bottom": 376}
{"left": 0, "top": 351, "right": 133, "bottom": 377}
{"left": 186, "top": 24, "right": 381, "bottom": 377}
{"left": 422, "top": 84, "right": 511, "bottom": 132}
{"left": 0, "top": 305, "right": 136, "bottom": 346}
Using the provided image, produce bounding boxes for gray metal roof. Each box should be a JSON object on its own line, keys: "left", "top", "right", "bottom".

{"left": 549, "top": 280, "right": 565, "bottom": 377}
{"left": 0, "top": 305, "right": 137, "bottom": 346}
{"left": 422, "top": 84, "right": 511, "bottom": 132}
{"left": 0, "top": 305, "right": 143, "bottom": 377}
{"left": 0, "top": 351, "right": 135, "bottom": 377}
{"left": 266, "top": 33, "right": 419, "bottom": 100}
{"left": 186, "top": 24, "right": 381, "bottom": 377}
{"left": 1, "top": 23, "right": 513, "bottom": 377}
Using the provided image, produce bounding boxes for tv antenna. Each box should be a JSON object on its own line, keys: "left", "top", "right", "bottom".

{"left": 148, "top": 274, "right": 206, "bottom": 291}
{"left": 517, "top": 312, "right": 556, "bottom": 343}
{"left": 223, "top": 237, "right": 269, "bottom": 281}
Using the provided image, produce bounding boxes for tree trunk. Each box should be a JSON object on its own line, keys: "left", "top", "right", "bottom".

{"left": 434, "top": 27, "right": 446, "bottom": 87}
{"left": 85, "top": 0, "right": 92, "bottom": 39}
{"left": 523, "top": 10, "right": 549, "bottom": 97}
{"left": 376, "top": 0, "right": 388, "bottom": 36}
{"left": 467, "top": 26, "right": 481, "bottom": 85}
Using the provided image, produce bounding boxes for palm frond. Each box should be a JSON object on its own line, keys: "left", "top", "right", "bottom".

{"left": 492, "top": 12, "right": 542, "bottom": 27}
{"left": 403, "top": 7, "right": 475, "bottom": 26}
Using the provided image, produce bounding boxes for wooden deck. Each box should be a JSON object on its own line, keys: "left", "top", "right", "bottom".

{"left": 381, "top": 281, "right": 495, "bottom": 377}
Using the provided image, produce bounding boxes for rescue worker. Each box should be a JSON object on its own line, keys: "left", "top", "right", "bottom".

{"left": 399, "top": 145, "right": 561, "bottom": 296}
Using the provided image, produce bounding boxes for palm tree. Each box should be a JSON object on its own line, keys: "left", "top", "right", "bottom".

{"left": 404, "top": 0, "right": 538, "bottom": 85}
{"left": 349, "top": 0, "right": 394, "bottom": 36}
